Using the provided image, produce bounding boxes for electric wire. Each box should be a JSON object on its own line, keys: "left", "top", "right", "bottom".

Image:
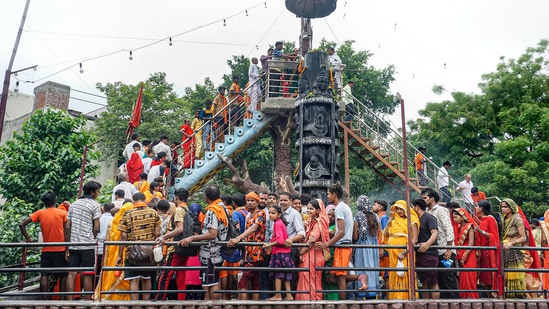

{"left": 27, "top": 0, "right": 273, "bottom": 83}
{"left": 69, "top": 96, "right": 107, "bottom": 107}
{"left": 71, "top": 88, "right": 107, "bottom": 99}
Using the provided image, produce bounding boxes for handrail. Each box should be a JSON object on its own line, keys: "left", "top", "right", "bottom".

{"left": 2, "top": 240, "right": 545, "bottom": 300}
{"left": 341, "top": 87, "right": 468, "bottom": 205}
{"left": 165, "top": 75, "right": 266, "bottom": 193}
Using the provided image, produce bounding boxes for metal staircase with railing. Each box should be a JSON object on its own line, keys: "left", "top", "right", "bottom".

{"left": 171, "top": 77, "right": 279, "bottom": 195}
{"left": 338, "top": 90, "right": 467, "bottom": 203}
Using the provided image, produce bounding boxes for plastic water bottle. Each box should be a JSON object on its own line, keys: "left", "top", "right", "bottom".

{"left": 153, "top": 245, "right": 163, "bottom": 263}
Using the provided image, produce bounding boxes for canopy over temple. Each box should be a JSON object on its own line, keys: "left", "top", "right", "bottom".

{"left": 285, "top": 0, "right": 337, "bottom": 18}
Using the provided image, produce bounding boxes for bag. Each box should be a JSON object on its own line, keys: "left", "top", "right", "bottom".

{"left": 316, "top": 218, "right": 331, "bottom": 261}
{"left": 396, "top": 260, "right": 405, "bottom": 278}
{"left": 219, "top": 207, "right": 243, "bottom": 263}
{"left": 127, "top": 210, "right": 155, "bottom": 266}
{"left": 173, "top": 206, "right": 200, "bottom": 257}
{"left": 128, "top": 244, "right": 154, "bottom": 266}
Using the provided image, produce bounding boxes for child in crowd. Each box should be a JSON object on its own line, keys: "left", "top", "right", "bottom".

{"left": 263, "top": 205, "right": 295, "bottom": 301}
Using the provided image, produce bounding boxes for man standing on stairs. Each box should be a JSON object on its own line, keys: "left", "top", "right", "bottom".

{"left": 228, "top": 76, "right": 243, "bottom": 134}
{"left": 248, "top": 57, "right": 261, "bottom": 113}
{"left": 200, "top": 99, "right": 215, "bottom": 152}
{"left": 437, "top": 161, "right": 453, "bottom": 203}
{"left": 415, "top": 146, "right": 428, "bottom": 186}
{"left": 456, "top": 174, "right": 474, "bottom": 209}
{"left": 213, "top": 86, "right": 227, "bottom": 146}
{"left": 342, "top": 81, "right": 356, "bottom": 121}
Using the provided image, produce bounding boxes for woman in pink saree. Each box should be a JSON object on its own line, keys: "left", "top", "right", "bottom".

{"left": 296, "top": 198, "right": 330, "bottom": 300}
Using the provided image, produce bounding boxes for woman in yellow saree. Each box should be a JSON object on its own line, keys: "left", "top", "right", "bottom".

{"left": 94, "top": 202, "right": 133, "bottom": 300}
{"left": 383, "top": 200, "right": 419, "bottom": 300}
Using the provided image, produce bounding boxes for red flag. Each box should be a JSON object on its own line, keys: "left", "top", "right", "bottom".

{"left": 126, "top": 82, "right": 144, "bottom": 141}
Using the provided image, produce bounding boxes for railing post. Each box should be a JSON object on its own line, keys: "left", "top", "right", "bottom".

{"left": 18, "top": 245, "right": 28, "bottom": 291}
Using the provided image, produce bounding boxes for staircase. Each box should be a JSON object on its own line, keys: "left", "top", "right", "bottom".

{"left": 339, "top": 91, "right": 466, "bottom": 202}
{"left": 339, "top": 120, "right": 422, "bottom": 195}
{"left": 172, "top": 111, "right": 277, "bottom": 195}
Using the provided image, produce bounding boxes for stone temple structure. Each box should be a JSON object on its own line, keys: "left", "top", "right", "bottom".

{"left": 295, "top": 51, "right": 339, "bottom": 202}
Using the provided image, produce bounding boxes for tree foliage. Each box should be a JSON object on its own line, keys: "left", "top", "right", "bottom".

{"left": 181, "top": 77, "right": 217, "bottom": 115}
{"left": 0, "top": 109, "right": 100, "bottom": 207}
{"left": 407, "top": 39, "right": 549, "bottom": 217}
{"left": 222, "top": 55, "right": 250, "bottom": 89}
{"left": 0, "top": 198, "right": 38, "bottom": 287}
{"left": 95, "top": 72, "right": 186, "bottom": 161}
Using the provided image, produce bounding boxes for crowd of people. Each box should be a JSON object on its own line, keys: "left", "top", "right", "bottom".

{"left": 18, "top": 174, "right": 549, "bottom": 301}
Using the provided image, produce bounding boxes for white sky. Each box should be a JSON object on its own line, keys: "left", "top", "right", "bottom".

{"left": 1, "top": 0, "right": 548, "bottom": 125}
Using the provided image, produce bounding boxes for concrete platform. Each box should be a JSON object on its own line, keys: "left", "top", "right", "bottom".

{"left": 0, "top": 299, "right": 547, "bottom": 309}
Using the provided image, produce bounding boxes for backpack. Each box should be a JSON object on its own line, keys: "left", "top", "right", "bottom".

{"left": 173, "top": 206, "right": 200, "bottom": 257}
{"left": 218, "top": 207, "right": 243, "bottom": 263}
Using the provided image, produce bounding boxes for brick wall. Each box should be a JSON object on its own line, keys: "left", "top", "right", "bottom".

{"left": 33, "top": 81, "right": 70, "bottom": 111}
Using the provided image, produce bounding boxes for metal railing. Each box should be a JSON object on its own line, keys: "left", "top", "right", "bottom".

{"left": 2, "top": 240, "right": 547, "bottom": 301}
{"left": 165, "top": 75, "right": 266, "bottom": 192}
{"left": 341, "top": 88, "right": 468, "bottom": 206}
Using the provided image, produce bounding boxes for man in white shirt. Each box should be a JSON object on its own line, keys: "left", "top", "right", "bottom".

{"left": 327, "top": 47, "right": 343, "bottom": 90}
{"left": 436, "top": 161, "right": 452, "bottom": 203}
{"left": 342, "top": 81, "right": 356, "bottom": 121}
{"left": 96, "top": 202, "right": 114, "bottom": 286}
{"left": 111, "top": 173, "right": 137, "bottom": 202}
{"left": 122, "top": 132, "right": 142, "bottom": 161}
{"left": 316, "top": 184, "right": 354, "bottom": 300}
{"left": 141, "top": 148, "right": 154, "bottom": 174}
{"left": 456, "top": 174, "right": 474, "bottom": 208}
{"left": 248, "top": 57, "right": 261, "bottom": 113}
{"left": 147, "top": 160, "right": 167, "bottom": 183}
{"left": 153, "top": 135, "right": 172, "bottom": 162}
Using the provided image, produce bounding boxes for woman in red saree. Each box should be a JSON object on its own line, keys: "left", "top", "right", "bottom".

{"left": 126, "top": 152, "right": 144, "bottom": 183}
{"left": 179, "top": 119, "right": 194, "bottom": 168}
{"left": 452, "top": 208, "right": 479, "bottom": 298}
{"left": 296, "top": 198, "right": 330, "bottom": 300}
{"left": 516, "top": 205, "right": 542, "bottom": 298}
{"left": 474, "top": 200, "right": 501, "bottom": 297}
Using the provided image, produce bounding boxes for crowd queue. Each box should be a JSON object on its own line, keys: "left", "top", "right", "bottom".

{"left": 18, "top": 172, "right": 549, "bottom": 301}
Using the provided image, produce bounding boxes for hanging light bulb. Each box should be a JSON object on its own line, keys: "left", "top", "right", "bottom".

{"left": 129, "top": 51, "right": 133, "bottom": 60}
{"left": 223, "top": 19, "right": 226, "bottom": 26}
{"left": 14, "top": 81, "right": 19, "bottom": 93}
{"left": 79, "top": 63, "right": 84, "bottom": 74}
{"left": 169, "top": 37, "right": 173, "bottom": 46}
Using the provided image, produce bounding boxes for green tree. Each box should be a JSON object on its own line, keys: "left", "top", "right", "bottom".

{"left": 0, "top": 109, "right": 100, "bottom": 207}
{"left": 95, "top": 72, "right": 186, "bottom": 161}
{"left": 407, "top": 40, "right": 549, "bottom": 216}
{"left": 222, "top": 55, "right": 250, "bottom": 89}
{"left": 0, "top": 198, "right": 38, "bottom": 287}
{"left": 181, "top": 77, "right": 217, "bottom": 115}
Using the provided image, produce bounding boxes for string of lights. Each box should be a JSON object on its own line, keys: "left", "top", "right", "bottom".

{"left": 25, "top": 0, "right": 273, "bottom": 84}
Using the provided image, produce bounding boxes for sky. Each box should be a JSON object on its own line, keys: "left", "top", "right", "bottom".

{"left": 1, "top": 0, "right": 548, "bottom": 126}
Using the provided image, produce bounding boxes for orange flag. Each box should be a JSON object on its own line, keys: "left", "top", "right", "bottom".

{"left": 126, "top": 82, "right": 143, "bottom": 141}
